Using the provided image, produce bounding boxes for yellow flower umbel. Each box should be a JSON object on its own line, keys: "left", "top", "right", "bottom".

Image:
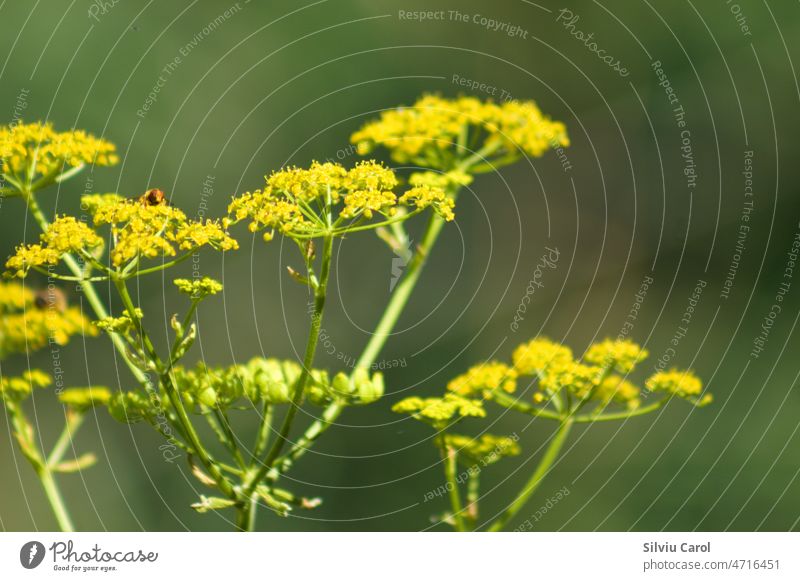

{"left": 447, "top": 361, "right": 517, "bottom": 397}
{"left": 0, "top": 369, "right": 51, "bottom": 403}
{"left": 351, "top": 94, "right": 569, "bottom": 170}
{"left": 584, "top": 339, "right": 649, "bottom": 373}
{"left": 396, "top": 336, "right": 710, "bottom": 532}
{"left": 512, "top": 337, "right": 573, "bottom": 377}
{"left": 0, "top": 121, "right": 117, "bottom": 185}
{"left": 228, "top": 160, "right": 453, "bottom": 242}
{"left": 0, "top": 281, "right": 96, "bottom": 356}
{"left": 646, "top": 369, "right": 711, "bottom": 406}
{"left": 174, "top": 277, "right": 223, "bottom": 299}
{"left": 58, "top": 387, "right": 112, "bottom": 412}
{"left": 6, "top": 193, "right": 238, "bottom": 279}
{"left": 444, "top": 433, "right": 521, "bottom": 467}
{"left": 392, "top": 393, "right": 485, "bottom": 426}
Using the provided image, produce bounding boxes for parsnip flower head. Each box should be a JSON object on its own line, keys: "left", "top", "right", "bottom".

{"left": 174, "top": 277, "right": 223, "bottom": 299}
{"left": 6, "top": 194, "right": 238, "bottom": 277}
{"left": 0, "top": 281, "right": 96, "bottom": 356}
{"left": 441, "top": 336, "right": 709, "bottom": 412}
{"left": 228, "top": 160, "right": 453, "bottom": 242}
{"left": 58, "top": 387, "right": 112, "bottom": 411}
{"left": 447, "top": 361, "right": 517, "bottom": 397}
{"left": 595, "top": 376, "right": 642, "bottom": 410}
{"left": 584, "top": 339, "right": 649, "bottom": 373}
{"left": 351, "top": 94, "right": 569, "bottom": 168}
{"left": 0, "top": 121, "right": 117, "bottom": 178}
{"left": 512, "top": 337, "right": 574, "bottom": 376}
{"left": 646, "top": 369, "right": 711, "bottom": 406}
{"left": 392, "top": 393, "right": 485, "bottom": 425}
{"left": 539, "top": 362, "right": 604, "bottom": 399}
{"left": 0, "top": 369, "right": 51, "bottom": 402}
{"left": 445, "top": 433, "right": 521, "bottom": 466}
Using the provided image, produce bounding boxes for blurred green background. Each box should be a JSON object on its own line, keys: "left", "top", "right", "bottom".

{"left": 1, "top": 0, "right": 799, "bottom": 531}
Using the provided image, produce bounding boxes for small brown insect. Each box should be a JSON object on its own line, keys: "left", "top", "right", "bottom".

{"left": 33, "top": 288, "right": 68, "bottom": 312}
{"left": 139, "top": 188, "right": 168, "bottom": 206}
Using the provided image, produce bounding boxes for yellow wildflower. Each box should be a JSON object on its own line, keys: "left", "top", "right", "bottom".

{"left": 170, "top": 220, "right": 238, "bottom": 253}
{"left": 8, "top": 196, "right": 238, "bottom": 274}
{"left": 0, "top": 369, "right": 51, "bottom": 402}
{"left": 445, "top": 433, "right": 521, "bottom": 465}
{"left": 447, "top": 361, "right": 517, "bottom": 397}
{"left": 228, "top": 191, "right": 309, "bottom": 241}
{"left": 540, "top": 362, "right": 604, "bottom": 398}
{"left": 0, "top": 121, "right": 117, "bottom": 178}
{"left": 408, "top": 169, "right": 473, "bottom": 189}
{"left": 267, "top": 161, "right": 348, "bottom": 202}
{"left": 58, "top": 387, "right": 112, "bottom": 411}
{"left": 584, "top": 339, "right": 648, "bottom": 373}
{"left": 595, "top": 375, "right": 642, "bottom": 409}
{"left": 6, "top": 216, "right": 102, "bottom": 277}
{"left": 228, "top": 160, "right": 452, "bottom": 240}
{"left": 399, "top": 186, "right": 455, "bottom": 221}
{"left": 80, "top": 193, "right": 125, "bottom": 213}
{"left": 174, "top": 277, "right": 223, "bottom": 299}
{"left": 512, "top": 337, "right": 573, "bottom": 376}
{"left": 95, "top": 309, "right": 142, "bottom": 334}
{"left": 351, "top": 94, "right": 568, "bottom": 167}
{"left": 645, "top": 369, "right": 709, "bottom": 405}
{"left": 392, "top": 393, "right": 485, "bottom": 423}
{"left": 0, "top": 282, "right": 96, "bottom": 355}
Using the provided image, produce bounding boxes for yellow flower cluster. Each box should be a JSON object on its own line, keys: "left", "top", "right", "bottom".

{"left": 7, "top": 196, "right": 238, "bottom": 275}
{"left": 399, "top": 186, "right": 455, "bottom": 221}
{"left": 351, "top": 94, "right": 569, "bottom": 166}
{"left": 95, "top": 309, "right": 143, "bottom": 334}
{"left": 93, "top": 197, "right": 237, "bottom": 266}
{"left": 443, "top": 336, "right": 708, "bottom": 412}
{"left": 646, "top": 369, "right": 710, "bottom": 405}
{"left": 447, "top": 361, "right": 517, "bottom": 397}
{"left": 539, "top": 361, "right": 604, "bottom": 399}
{"left": 512, "top": 337, "right": 573, "bottom": 376}
{"left": 0, "top": 122, "right": 117, "bottom": 178}
{"left": 228, "top": 160, "right": 453, "bottom": 240}
{"left": 584, "top": 339, "right": 649, "bottom": 373}
{"left": 445, "top": 433, "right": 520, "bottom": 466}
{"left": 6, "top": 217, "right": 103, "bottom": 277}
{"left": 0, "top": 282, "right": 96, "bottom": 355}
{"left": 408, "top": 169, "right": 473, "bottom": 189}
{"left": 595, "top": 376, "right": 642, "bottom": 410}
{"left": 392, "top": 393, "right": 485, "bottom": 424}
{"left": 0, "top": 369, "right": 51, "bottom": 402}
{"left": 174, "top": 277, "right": 223, "bottom": 299}
{"left": 58, "top": 387, "right": 112, "bottom": 411}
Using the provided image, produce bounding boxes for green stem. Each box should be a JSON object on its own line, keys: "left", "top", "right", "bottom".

{"left": 466, "top": 470, "right": 480, "bottom": 525}
{"left": 252, "top": 402, "right": 274, "bottom": 460}
{"left": 487, "top": 418, "right": 573, "bottom": 532}
{"left": 47, "top": 411, "right": 85, "bottom": 466}
{"left": 37, "top": 467, "right": 75, "bottom": 532}
{"left": 491, "top": 390, "right": 564, "bottom": 422}
{"left": 113, "top": 277, "right": 236, "bottom": 499}
{"left": 438, "top": 437, "right": 466, "bottom": 532}
{"left": 272, "top": 400, "right": 343, "bottom": 474}
{"left": 246, "top": 234, "right": 334, "bottom": 494}
{"left": 8, "top": 404, "right": 77, "bottom": 531}
{"left": 573, "top": 397, "right": 670, "bottom": 423}
{"left": 235, "top": 493, "right": 258, "bottom": 532}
